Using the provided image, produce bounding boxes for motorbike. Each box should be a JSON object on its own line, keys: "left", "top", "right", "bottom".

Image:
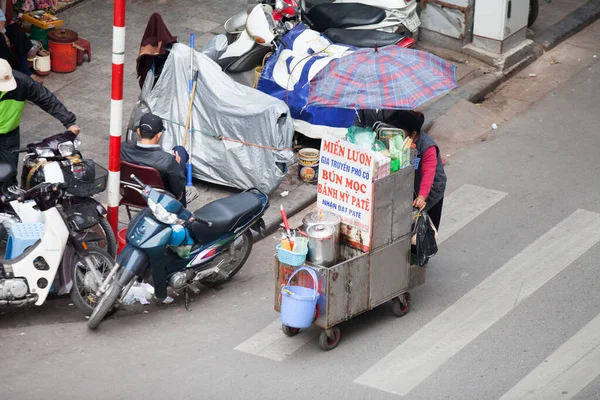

{"left": 0, "top": 131, "right": 117, "bottom": 258}
{"left": 219, "top": 1, "right": 414, "bottom": 73}
{"left": 87, "top": 174, "right": 269, "bottom": 329}
{"left": 0, "top": 132, "right": 118, "bottom": 314}
{"left": 299, "top": 0, "right": 420, "bottom": 34}
{"left": 218, "top": 4, "right": 280, "bottom": 73}
{"left": 0, "top": 168, "right": 114, "bottom": 314}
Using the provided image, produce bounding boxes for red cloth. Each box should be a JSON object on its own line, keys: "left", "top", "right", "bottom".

{"left": 136, "top": 13, "right": 178, "bottom": 88}
{"left": 418, "top": 146, "right": 437, "bottom": 199}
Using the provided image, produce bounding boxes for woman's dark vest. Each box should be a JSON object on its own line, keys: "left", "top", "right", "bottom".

{"left": 415, "top": 131, "right": 447, "bottom": 210}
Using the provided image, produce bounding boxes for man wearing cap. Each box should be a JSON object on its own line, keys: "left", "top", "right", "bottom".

{"left": 0, "top": 59, "right": 80, "bottom": 181}
{"left": 121, "top": 112, "right": 189, "bottom": 206}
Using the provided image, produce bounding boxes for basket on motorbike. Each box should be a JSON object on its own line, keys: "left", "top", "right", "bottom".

{"left": 60, "top": 160, "right": 108, "bottom": 197}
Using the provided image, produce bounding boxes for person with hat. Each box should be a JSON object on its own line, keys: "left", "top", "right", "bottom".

{"left": 121, "top": 112, "right": 189, "bottom": 206}
{"left": 0, "top": 59, "right": 80, "bottom": 181}
{"left": 355, "top": 109, "right": 446, "bottom": 230}
{"left": 403, "top": 111, "right": 446, "bottom": 230}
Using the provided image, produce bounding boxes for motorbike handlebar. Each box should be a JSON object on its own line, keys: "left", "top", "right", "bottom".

{"left": 20, "top": 182, "right": 67, "bottom": 202}
{"left": 12, "top": 147, "right": 31, "bottom": 154}
{"left": 130, "top": 174, "right": 145, "bottom": 188}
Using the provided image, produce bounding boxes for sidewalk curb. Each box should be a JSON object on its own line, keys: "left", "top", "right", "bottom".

{"left": 262, "top": 184, "right": 318, "bottom": 236}
{"left": 422, "top": 73, "right": 506, "bottom": 132}
{"left": 534, "top": 0, "right": 600, "bottom": 50}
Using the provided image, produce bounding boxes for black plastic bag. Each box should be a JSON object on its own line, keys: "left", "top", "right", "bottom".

{"left": 413, "top": 210, "right": 438, "bottom": 267}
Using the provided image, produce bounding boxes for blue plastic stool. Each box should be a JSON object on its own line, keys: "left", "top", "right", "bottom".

{"left": 5, "top": 223, "right": 45, "bottom": 260}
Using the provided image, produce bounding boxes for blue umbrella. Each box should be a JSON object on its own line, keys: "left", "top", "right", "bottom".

{"left": 307, "top": 46, "right": 458, "bottom": 110}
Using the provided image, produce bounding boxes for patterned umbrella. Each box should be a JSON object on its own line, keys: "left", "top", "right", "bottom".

{"left": 307, "top": 47, "right": 458, "bottom": 110}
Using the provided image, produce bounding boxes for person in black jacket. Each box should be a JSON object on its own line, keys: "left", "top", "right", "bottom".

{"left": 0, "top": 59, "right": 80, "bottom": 182}
{"left": 121, "top": 113, "right": 189, "bottom": 206}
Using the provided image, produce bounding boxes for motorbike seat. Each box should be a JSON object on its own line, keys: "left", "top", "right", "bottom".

{"left": 303, "top": 0, "right": 334, "bottom": 10}
{"left": 191, "top": 192, "right": 263, "bottom": 243}
{"left": 305, "top": 3, "right": 386, "bottom": 32}
{"left": 323, "top": 28, "right": 407, "bottom": 48}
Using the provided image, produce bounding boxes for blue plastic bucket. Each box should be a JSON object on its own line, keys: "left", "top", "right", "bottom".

{"left": 280, "top": 267, "right": 319, "bottom": 329}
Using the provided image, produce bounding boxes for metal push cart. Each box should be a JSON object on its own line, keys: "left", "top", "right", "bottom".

{"left": 274, "top": 166, "right": 427, "bottom": 350}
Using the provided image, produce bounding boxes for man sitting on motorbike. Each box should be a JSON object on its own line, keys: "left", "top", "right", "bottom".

{"left": 121, "top": 112, "right": 189, "bottom": 206}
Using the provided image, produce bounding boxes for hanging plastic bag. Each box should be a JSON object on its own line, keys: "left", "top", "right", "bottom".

{"left": 345, "top": 126, "right": 386, "bottom": 151}
{"left": 411, "top": 210, "right": 438, "bottom": 266}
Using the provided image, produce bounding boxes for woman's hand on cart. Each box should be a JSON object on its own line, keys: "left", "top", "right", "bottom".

{"left": 413, "top": 195, "right": 426, "bottom": 211}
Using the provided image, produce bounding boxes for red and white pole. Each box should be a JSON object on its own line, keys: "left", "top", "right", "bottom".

{"left": 107, "top": 0, "right": 126, "bottom": 235}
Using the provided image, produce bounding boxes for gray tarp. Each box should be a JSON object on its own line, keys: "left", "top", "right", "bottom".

{"left": 129, "top": 43, "right": 294, "bottom": 194}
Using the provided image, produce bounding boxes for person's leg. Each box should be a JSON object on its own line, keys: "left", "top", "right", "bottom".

{"left": 17, "top": 53, "right": 32, "bottom": 76}
{"left": 427, "top": 197, "right": 444, "bottom": 231}
{"left": 0, "top": 128, "right": 21, "bottom": 184}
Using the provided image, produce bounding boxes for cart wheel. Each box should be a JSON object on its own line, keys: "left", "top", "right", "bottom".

{"left": 392, "top": 292, "right": 411, "bottom": 317}
{"left": 282, "top": 325, "right": 300, "bottom": 337}
{"left": 319, "top": 326, "right": 341, "bottom": 351}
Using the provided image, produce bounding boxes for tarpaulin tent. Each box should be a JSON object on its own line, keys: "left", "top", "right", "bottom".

{"left": 128, "top": 43, "right": 294, "bottom": 194}
{"left": 257, "top": 23, "right": 357, "bottom": 139}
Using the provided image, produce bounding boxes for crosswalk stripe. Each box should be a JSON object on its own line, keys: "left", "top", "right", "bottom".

{"left": 499, "top": 312, "right": 600, "bottom": 400}
{"left": 234, "top": 320, "right": 317, "bottom": 361}
{"left": 354, "top": 209, "right": 600, "bottom": 396}
{"left": 234, "top": 184, "right": 507, "bottom": 361}
{"left": 437, "top": 184, "right": 507, "bottom": 244}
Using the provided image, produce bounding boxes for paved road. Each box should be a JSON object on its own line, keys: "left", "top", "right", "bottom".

{"left": 5, "top": 33, "right": 600, "bottom": 400}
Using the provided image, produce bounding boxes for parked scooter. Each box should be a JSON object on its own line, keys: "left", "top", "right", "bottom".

{"left": 0, "top": 131, "right": 117, "bottom": 258}
{"left": 0, "top": 132, "right": 117, "bottom": 314}
{"left": 218, "top": 4, "right": 280, "bottom": 72}
{"left": 299, "top": 0, "right": 420, "bottom": 34}
{"left": 221, "top": 0, "right": 415, "bottom": 73}
{"left": 0, "top": 169, "right": 113, "bottom": 313}
{"left": 88, "top": 174, "right": 269, "bottom": 329}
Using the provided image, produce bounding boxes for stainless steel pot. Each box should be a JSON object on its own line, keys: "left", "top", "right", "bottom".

{"left": 303, "top": 211, "right": 341, "bottom": 259}
{"left": 306, "top": 223, "right": 337, "bottom": 267}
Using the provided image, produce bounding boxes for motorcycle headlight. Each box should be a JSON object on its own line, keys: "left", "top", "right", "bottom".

{"left": 147, "top": 198, "right": 184, "bottom": 225}
{"left": 35, "top": 148, "right": 55, "bottom": 158}
{"left": 58, "top": 141, "right": 75, "bottom": 157}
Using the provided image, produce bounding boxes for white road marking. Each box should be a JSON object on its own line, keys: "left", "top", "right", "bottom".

{"left": 499, "top": 312, "right": 600, "bottom": 400}
{"left": 234, "top": 184, "right": 507, "bottom": 361}
{"left": 355, "top": 209, "right": 600, "bottom": 396}
{"left": 234, "top": 320, "right": 317, "bottom": 361}
{"left": 437, "top": 184, "right": 507, "bottom": 244}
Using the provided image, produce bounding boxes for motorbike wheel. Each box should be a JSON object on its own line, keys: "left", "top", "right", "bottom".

{"left": 88, "top": 280, "right": 123, "bottom": 330}
{"left": 81, "top": 217, "right": 117, "bottom": 259}
{"left": 528, "top": 0, "right": 539, "bottom": 27}
{"left": 201, "top": 230, "right": 253, "bottom": 286}
{"left": 70, "top": 247, "right": 115, "bottom": 316}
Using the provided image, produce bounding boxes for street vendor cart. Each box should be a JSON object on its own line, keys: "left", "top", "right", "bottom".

{"left": 274, "top": 146, "right": 427, "bottom": 351}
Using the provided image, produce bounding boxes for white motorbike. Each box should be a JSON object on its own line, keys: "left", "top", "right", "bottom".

{"left": 219, "top": 0, "right": 418, "bottom": 72}
{"left": 218, "top": 4, "right": 279, "bottom": 73}
{"left": 0, "top": 171, "right": 113, "bottom": 314}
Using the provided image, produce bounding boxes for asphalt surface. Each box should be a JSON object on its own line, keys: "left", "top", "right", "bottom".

{"left": 3, "top": 55, "right": 600, "bottom": 399}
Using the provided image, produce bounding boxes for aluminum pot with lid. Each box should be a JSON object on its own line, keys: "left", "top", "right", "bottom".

{"left": 306, "top": 223, "right": 337, "bottom": 267}
{"left": 303, "top": 211, "right": 341, "bottom": 259}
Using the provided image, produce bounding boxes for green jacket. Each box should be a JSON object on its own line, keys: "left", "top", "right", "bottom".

{"left": 0, "top": 70, "right": 76, "bottom": 134}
